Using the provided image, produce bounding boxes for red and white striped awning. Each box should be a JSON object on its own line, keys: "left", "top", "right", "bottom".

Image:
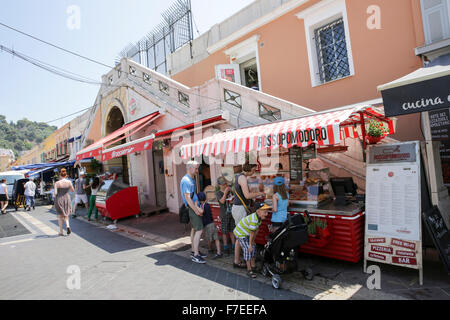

{"left": 76, "top": 111, "right": 160, "bottom": 161}
{"left": 180, "top": 105, "right": 395, "bottom": 159}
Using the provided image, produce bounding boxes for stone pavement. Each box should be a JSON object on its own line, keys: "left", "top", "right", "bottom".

{"left": 0, "top": 204, "right": 309, "bottom": 300}
{"left": 110, "top": 210, "right": 450, "bottom": 300}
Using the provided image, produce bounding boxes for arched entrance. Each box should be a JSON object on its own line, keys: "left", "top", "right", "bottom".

{"left": 105, "top": 106, "right": 129, "bottom": 184}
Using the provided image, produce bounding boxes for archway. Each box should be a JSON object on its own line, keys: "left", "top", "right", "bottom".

{"left": 105, "top": 106, "right": 129, "bottom": 184}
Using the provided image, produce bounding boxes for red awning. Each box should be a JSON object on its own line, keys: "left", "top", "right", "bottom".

{"left": 76, "top": 111, "right": 160, "bottom": 161}
{"left": 100, "top": 115, "right": 225, "bottom": 162}
{"left": 181, "top": 105, "right": 396, "bottom": 159}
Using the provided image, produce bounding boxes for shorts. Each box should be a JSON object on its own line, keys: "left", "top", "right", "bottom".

{"left": 189, "top": 207, "right": 204, "bottom": 231}
{"left": 0, "top": 194, "right": 7, "bottom": 201}
{"left": 232, "top": 205, "right": 247, "bottom": 225}
{"left": 220, "top": 212, "right": 236, "bottom": 235}
{"left": 74, "top": 194, "right": 88, "bottom": 205}
{"left": 237, "top": 236, "right": 256, "bottom": 261}
{"left": 204, "top": 223, "right": 219, "bottom": 242}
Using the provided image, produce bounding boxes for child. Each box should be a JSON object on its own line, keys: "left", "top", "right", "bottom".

{"left": 215, "top": 177, "right": 236, "bottom": 255}
{"left": 198, "top": 192, "right": 223, "bottom": 259}
{"left": 233, "top": 202, "right": 271, "bottom": 279}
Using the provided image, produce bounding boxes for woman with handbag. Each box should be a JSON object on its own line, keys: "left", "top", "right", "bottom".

{"left": 232, "top": 163, "right": 265, "bottom": 269}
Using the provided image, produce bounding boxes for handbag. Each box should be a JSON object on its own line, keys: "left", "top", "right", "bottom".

{"left": 179, "top": 192, "right": 194, "bottom": 224}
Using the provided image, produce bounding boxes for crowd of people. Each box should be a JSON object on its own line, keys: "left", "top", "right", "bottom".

{"left": 180, "top": 160, "right": 289, "bottom": 279}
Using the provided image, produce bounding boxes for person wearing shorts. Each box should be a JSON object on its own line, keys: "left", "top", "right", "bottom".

{"left": 73, "top": 173, "right": 88, "bottom": 218}
{"left": 198, "top": 192, "right": 222, "bottom": 259}
{"left": 232, "top": 163, "right": 265, "bottom": 269}
{"left": 233, "top": 203, "right": 271, "bottom": 279}
{"left": 180, "top": 161, "right": 206, "bottom": 264}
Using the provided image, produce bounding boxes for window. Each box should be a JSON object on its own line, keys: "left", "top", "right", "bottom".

{"left": 314, "top": 18, "right": 350, "bottom": 83}
{"left": 297, "top": 0, "right": 355, "bottom": 87}
{"left": 421, "top": 0, "right": 450, "bottom": 44}
{"left": 259, "top": 103, "right": 281, "bottom": 122}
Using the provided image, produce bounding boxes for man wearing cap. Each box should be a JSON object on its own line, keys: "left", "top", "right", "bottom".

{"left": 233, "top": 202, "right": 271, "bottom": 278}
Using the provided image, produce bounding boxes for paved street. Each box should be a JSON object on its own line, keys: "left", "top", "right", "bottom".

{"left": 0, "top": 205, "right": 309, "bottom": 300}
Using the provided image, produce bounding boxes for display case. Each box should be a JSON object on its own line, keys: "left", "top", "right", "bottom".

{"left": 96, "top": 180, "right": 140, "bottom": 222}
{"left": 289, "top": 168, "right": 332, "bottom": 206}
{"left": 247, "top": 172, "right": 291, "bottom": 200}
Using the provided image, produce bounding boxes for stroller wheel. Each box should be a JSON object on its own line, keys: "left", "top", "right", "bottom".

{"left": 272, "top": 275, "right": 282, "bottom": 289}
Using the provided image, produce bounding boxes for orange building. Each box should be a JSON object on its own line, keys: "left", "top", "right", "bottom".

{"left": 167, "top": 0, "right": 429, "bottom": 142}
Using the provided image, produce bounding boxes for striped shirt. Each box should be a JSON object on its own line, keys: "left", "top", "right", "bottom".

{"left": 233, "top": 213, "right": 261, "bottom": 239}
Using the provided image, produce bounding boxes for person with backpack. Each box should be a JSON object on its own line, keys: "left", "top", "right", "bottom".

{"left": 180, "top": 161, "right": 206, "bottom": 264}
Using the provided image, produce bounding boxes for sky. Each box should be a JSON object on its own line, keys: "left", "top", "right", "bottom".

{"left": 0, "top": 0, "right": 255, "bottom": 128}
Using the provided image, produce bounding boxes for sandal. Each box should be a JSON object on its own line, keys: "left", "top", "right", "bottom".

{"left": 233, "top": 261, "right": 246, "bottom": 269}
{"left": 247, "top": 270, "right": 257, "bottom": 278}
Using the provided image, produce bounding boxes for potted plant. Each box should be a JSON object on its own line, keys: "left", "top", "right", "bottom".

{"left": 366, "top": 120, "right": 388, "bottom": 144}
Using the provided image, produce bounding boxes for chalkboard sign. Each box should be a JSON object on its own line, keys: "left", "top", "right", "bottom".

{"left": 422, "top": 206, "right": 450, "bottom": 275}
{"left": 429, "top": 108, "right": 450, "bottom": 186}
{"left": 289, "top": 146, "right": 303, "bottom": 181}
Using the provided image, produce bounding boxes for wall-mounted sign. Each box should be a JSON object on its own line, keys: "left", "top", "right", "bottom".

{"left": 289, "top": 146, "right": 302, "bottom": 182}
{"left": 368, "top": 143, "right": 417, "bottom": 164}
{"left": 382, "top": 75, "right": 450, "bottom": 117}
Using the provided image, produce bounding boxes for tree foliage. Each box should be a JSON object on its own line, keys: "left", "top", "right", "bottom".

{"left": 0, "top": 115, "right": 57, "bottom": 158}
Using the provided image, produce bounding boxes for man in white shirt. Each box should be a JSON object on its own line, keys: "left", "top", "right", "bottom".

{"left": 24, "top": 178, "right": 37, "bottom": 211}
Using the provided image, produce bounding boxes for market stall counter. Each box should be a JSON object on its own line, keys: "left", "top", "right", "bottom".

{"left": 255, "top": 201, "right": 365, "bottom": 263}
{"left": 95, "top": 180, "right": 140, "bottom": 223}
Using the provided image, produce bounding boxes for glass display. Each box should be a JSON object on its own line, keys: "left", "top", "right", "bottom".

{"left": 289, "top": 168, "right": 332, "bottom": 205}
{"left": 97, "top": 180, "right": 129, "bottom": 199}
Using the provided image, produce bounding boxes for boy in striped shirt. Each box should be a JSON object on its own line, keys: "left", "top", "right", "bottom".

{"left": 233, "top": 203, "right": 271, "bottom": 278}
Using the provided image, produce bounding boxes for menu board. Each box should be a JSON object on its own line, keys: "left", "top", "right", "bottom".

{"left": 429, "top": 108, "right": 450, "bottom": 186}
{"left": 289, "top": 146, "right": 303, "bottom": 181}
{"left": 364, "top": 142, "right": 423, "bottom": 283}
{"left": 302, "top": 144, "right": 317, "bottom": 160}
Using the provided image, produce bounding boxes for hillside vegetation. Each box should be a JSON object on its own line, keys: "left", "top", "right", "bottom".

{"left": 0, "top": 115, "right": 57, "bottom": 158}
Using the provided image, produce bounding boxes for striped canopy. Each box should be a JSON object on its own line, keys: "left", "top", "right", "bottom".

{"left": 180, "top": 105, "right": 395, "bottom": 159}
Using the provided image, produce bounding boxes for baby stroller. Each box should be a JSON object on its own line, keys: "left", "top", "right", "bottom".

{"left": 12, "top": 179, "right": 28, "bottom": 211}
{"left": 260, "top": 211, "right": 314, "bottom": 289}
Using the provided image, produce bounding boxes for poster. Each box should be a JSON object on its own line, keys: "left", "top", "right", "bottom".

{"left": 429, "top": 108, "right": 450, "bottom": 186}
{"left": 364, "top": 142, "right": 423, "bottom": 276}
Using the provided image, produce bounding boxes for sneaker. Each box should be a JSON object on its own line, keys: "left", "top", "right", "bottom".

{"left": 212, "top": 253, "right": 223, "bottom": 260}
{"left": 191, "top": 251, "right": 207, "bottom": 258}
{"left": 192, "top": 255, "right": 206, "bottom": 264}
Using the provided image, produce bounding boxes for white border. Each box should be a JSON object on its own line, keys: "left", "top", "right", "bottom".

{"left": 296, "top": 0, "right": 355, "bottom": 87}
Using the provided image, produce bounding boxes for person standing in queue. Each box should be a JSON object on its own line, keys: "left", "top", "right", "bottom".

{"left": 54, "top": 169, "right": 74, "bottom": 236}
{"left": 232, "top": 163, "right": 265, "bottom": 269}
{"left": 270, "top": 176, "right": 289, "bottom": 233}
{"left": 0, "top": 179, "right": 8, "bottom": 214}
{"left": 216, "top": 176, "right": 236, "bottom": 255}
{"left": 180, "top": 160, "right": 206, "bottom": 264}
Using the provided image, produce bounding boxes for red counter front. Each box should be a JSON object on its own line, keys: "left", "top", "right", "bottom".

{"left": 96, "top": 184, "right": 140, "bottom": 221}
{"left": 255, "top": 209, "right": 365, "bottom": 263}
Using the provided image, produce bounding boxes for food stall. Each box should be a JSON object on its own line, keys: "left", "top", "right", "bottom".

{"left": 181, "top": 104, "right": 396, "bottom": 263}
{"left": 95, "top": 179, "right": 140, "bottom": 223}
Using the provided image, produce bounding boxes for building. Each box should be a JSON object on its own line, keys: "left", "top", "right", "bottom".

{"left": 0, "top": 149, "right": 15, "bottom": 171}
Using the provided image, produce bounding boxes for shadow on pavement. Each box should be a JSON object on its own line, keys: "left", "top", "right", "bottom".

{"left": 146, "top": 249, "right": 312, "bottom": 300}
{"left": 47, "top": 208, "right": 148, "bottom": 254}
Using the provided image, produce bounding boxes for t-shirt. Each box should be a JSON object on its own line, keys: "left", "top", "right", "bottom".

{"left": 75, "top": 178, "right": 86, "bottom": 195}
{"left": 0, "top": 183, "right": 7, "bottom": 195}
{"left": 180, "top": 174, "right": 199, "bottom": 207}
{"left": 201, "top": 203, "right": 214, "bottom": 226}
{"left": 216, "top": 191, "right": 228, "bottom": 218}
{"left": 24, "top": 181, "right": 36, "bottom": 197}
{"left": 233, "top": 212, "right": 262, "bottom": 239}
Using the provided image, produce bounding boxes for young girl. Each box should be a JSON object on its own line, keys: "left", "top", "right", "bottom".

{"left": 198, "top": 192, "right": 223, "bottom": 259}
{"left": 271, "top": 176, "right": 289, "bottom": 233}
